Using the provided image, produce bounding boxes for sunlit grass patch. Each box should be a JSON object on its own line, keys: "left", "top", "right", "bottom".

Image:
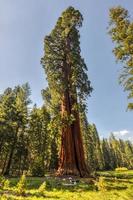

{"left": 0, "top": 170, "right": 133, "bottom": 200}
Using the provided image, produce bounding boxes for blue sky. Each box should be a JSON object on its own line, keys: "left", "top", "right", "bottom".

{"left": 0, "top": 0, "right": 132, "bottom": 139}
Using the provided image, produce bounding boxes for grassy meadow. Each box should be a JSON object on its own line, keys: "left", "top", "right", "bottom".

{"left": 0, "top": 170, "right": 133, "bottom": 200}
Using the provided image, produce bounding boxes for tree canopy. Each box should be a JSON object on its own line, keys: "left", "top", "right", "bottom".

{"left": 41, "top": 6, "right": 92, "bottom": 113}
{"left": 108, "top": 6, "right": 133, "bottom": 110}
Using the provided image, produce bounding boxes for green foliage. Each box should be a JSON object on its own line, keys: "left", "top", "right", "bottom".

{"left": 3, "top": 179, "right": 10, "bottom": 190}
{"left": 0, "top": 176, "right": 5, "bottom": 189}
{"left": 41, "top": 6, "right": 92, "bottom": 126}
{"left": 81, "top": 112, "right": 133, "bottom": 172}
{"left": 0, "top": 83, "right": 31, "bottom": 176}
{"left": 0, "top": 87, "right": 133, "bottom": 175}
{"left": 0, "top": 172, "right": 133, "bottom": 199}
{"left": 28, "top": 105, "right": 52, "bottom": 175}
{"left": 81, "top": 112, "right": 104, "bottom": 171}
{"left": 108, "top": 6, "right": 133, "bottom": 110}
{"left": 17, "top": 174, "right": 26, "bottom": 195}
{"left": 95, "top": 177, "right": 107, "bottom": 191}
{"left": 38, "top": 182, "right": 46, "bottom": 195}
{"left": 88, "top": 124, "right": 104, "bottom": 170}
{"left": 0, "top": 84, "right": 58, "bottom": 177}
{"left": 115, "top": 167, "right": 128, "bottom": 172}
{"left": 0, "top": 177, "right": 9, "bottom": 190}
{"left": 1, "top": 194, "right": 8, "bottom": 200}
{"left": 30, "top": 158, "right": 45, "bottom": 177}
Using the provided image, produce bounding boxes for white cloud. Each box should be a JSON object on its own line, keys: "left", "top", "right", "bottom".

{"left": 127, "top": 137, "right": 133, "bottom": 142}
{"left": 112, "top": 130, "right": 133, "bottom": 142}
{"left": 113, "top": 130, "right": 129, "bottom": 137}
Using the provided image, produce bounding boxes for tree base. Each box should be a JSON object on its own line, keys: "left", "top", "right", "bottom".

{"left": 56, "top": 167, "right": 90, "bottom": 178}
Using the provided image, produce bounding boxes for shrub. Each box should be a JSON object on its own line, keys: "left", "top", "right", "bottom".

{"left": 3, "top": 179, "right": 10, "bottom": 190}
{"left": 17, "top": 174, "right": 26, "bottom": 195}
{"left": 38, "top": 182, "right": 46, "bottom": 195}
{"left": 0, "top": 177, "right": 9, "bottom": 190}
{"left": 95, "top": 177, "right": 107, "bottom": 191}
{"left": 0, "top": 176, "right": 5, "bottom": 189}
{"left": 1, "top": 194, "right": 8, "bottom": 200}
{"left": 38, "top": 179, "right": 57, "bottom": 191}
{"left": 115, "top": 167, "right": 128, "bottom": 172}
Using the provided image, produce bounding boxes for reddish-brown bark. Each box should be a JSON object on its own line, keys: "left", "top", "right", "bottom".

{"left": 57, "top": 36, "right": 89, "bottom": 177}
{"left": 57, "top": 88, "right": 89, "bottom": 177}
{"left": 57, "top": 90, "right": 89, "bottom": 177}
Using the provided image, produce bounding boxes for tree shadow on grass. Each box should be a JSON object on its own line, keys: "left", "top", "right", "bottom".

{"left": 43, "top": 182, "right": 96, "bottom": 192}
{"left": 106, "top": 185, "right": 128, "bottom": 191}
{"left": 0, "top": 190, "right": 59, "bottom": 199}
{"left": 104, "top": 177, "right": 133, "bottom": 184}
{"left": 97, "top": 173, "right": 133, "bottom": 179}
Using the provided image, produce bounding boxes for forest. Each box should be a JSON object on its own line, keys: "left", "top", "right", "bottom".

{"left": 0, "top": 4, "right": 133, "bottom": 200}
{"left": 0, "top": 83, "right": 133, "bottom": 177}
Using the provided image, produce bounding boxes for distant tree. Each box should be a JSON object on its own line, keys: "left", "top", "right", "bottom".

{"left": 101, "top": 139, "right": 113, "bottom": 170}
{"left": 124, "top": 140, "right": 133, "bottom": 169}
{"left": 42, "top": 88, "right": 60, "bottom": 170}
{"left": 80, "top": 113, "right": 95, "bottom": 171}
{"left": 103, "top": 134, "right": 133, "bottom": 170}
{"left": 109, "top": 134, "right": 122, "bottom": 168}
{"left": 108, "top": 6, "right": 133, "bottom": 110}
{"left": 28, "top": 105, "right": 50, "bottom": 176}
{"left": 41, "top": 7, "right": 92, "bottom": 177}
{"left": 118, "top": 139, "right": 128, "bottom": 167}
{"left": 91, "top": 124, "right": 104, "bottom": 170}
{"left": 0, "top": 84, "right": 31, "bottom": 175}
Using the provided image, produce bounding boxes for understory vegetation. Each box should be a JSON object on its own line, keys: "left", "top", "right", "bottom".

{"left": 0, "top": 170, "right": 133, "bottom": 200}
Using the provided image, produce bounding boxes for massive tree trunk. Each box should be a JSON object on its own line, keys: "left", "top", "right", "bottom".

{"left": 57, "top": 39, "right": 89, "bottom": 177}
{"left": 57, "top": 90, "right": 89, "bottom": 177}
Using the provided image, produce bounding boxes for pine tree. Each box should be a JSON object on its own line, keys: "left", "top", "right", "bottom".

{"left": 82, "top": 122, "right": 104, "bottom": 171}
{"left": 28, "top": 105, "right": 50, "bottom": 176}
{"left": 41, "top": 7, "right": 92, "bottom": 177}
{"left": 101, "top": 139, "right": 113, "bottom": 170}
{"left": 0, "top": 84, "right": 31, "bottom": 176}
{"left": 124, "top": 140, "right": 133, "bottom": 169}
{"left": 91, "top": 124, "right": 104, "bottom": 170}
{"left": 80, "top": 113, "right": 95, "bottom": 171}
{"left": 108, "top": 6, "right": 133, "bottom": 110}
{"left": 42, "top": 88, "right": 60, "bottom": 170}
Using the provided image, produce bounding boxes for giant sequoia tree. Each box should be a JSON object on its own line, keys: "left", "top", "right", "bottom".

{"left": 41, "top": 7, "right": 92, "bottom": 177}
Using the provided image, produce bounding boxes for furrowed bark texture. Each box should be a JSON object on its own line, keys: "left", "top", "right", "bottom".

{"left": 57, "top": 91, "right": 89, "bottom": 177}
{"left": 57, "top": 37, "right": 89, "bottom": 177}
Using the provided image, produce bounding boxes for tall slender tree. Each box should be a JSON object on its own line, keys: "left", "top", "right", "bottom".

{"left": 108, "top": 6, "right": 133, "bottom": 110}
{"left": 41, "top": 7, "right": 92, "bottom": 177}
{"left": 28, "top": 105, "right": 50, "bottom": 176}
{"left": 0, "top": 84, "right": 31, "bottom": 175}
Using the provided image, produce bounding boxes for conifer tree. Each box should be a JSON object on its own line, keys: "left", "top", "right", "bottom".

{"left": 108, "top": 6, "right": 133, "bottom": 110}
{"left": 42, "top": 88, "right": 60, "bottom": 170}
{"left": 41, "top": 7, "right": 92, "bottom": 177}
{"left": 101, "top": 139, "right": 113, "bottom": 170}
{"left": 91, "top": 124, "right": 104, "bottom": 170}
{"left": 0, "top": 84, "right": 31, "bottom": 175}
{"left": 28, "top": 105, "right": 50, "bottom": 176}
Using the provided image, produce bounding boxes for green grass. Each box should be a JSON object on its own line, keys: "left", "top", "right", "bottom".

{"left": 0, "top": 170, "right": 133, "bottom": 200}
